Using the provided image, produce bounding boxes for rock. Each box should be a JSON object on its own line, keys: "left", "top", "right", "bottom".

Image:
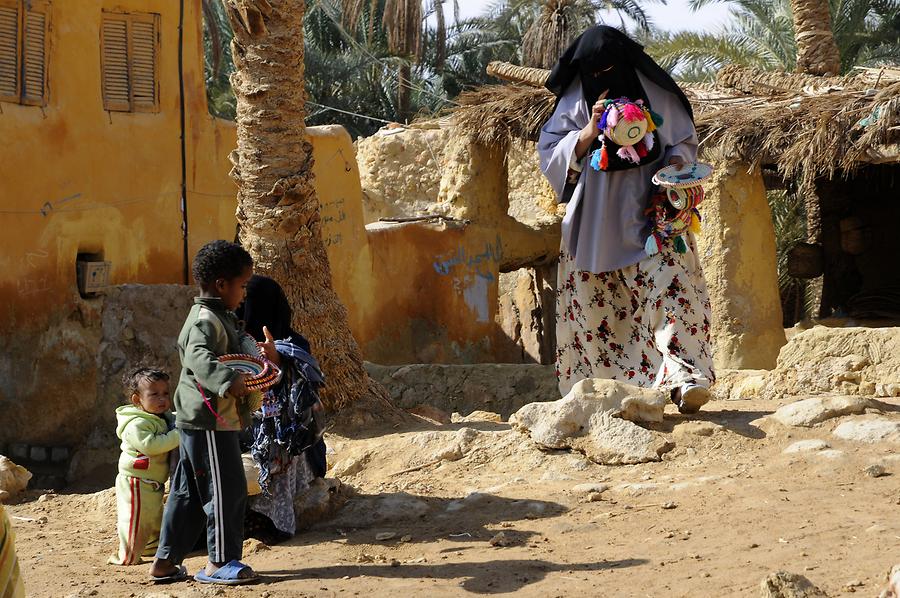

{"left": 453, "top": 410, "right": 503, "bottom": 423}
{"left": 571, "top": 483, "right": 610, "bottom": 495}
{"left": 331, "top": 492, "right": 428, "bottom": 528}
{"left": 515, "top": 398, "right": 673, "bottom": 465}
{"left": 760, "top": 571, "right": 827, "bottom": 597}
{"left": 833, "top": 419, "right": 900, "bottom": 444}
{"left": 0, "top": 456, "right": 31, "bottom": 500}
{"left": 489, "top": 532, "right": 511, "bottom": 547}
{"left": 408, "top": 404, "right": 452, "bottom": 425}
{"left": 783, "top": 440, "right": 830, "bottom": 454}
{"left": 400, "top": 535, "right": 412, "bottom": 543}
{"left": 662, "top": 501, "right": 677, "bottom": 510}
{"left": 375, "top": 532, "right": 397, "bottom": 541}
{"left": 586, "top": 492, "right": 604, "bottom": 503}
{"left": 37, "top": 492, "right": 56, "bottom": 502}
{"left": 511, "top": 381, "right": 672, "bottom": 465}
{"left": 713, "top": 369, "right": 770, "bottom": 401}
{"left": 408, "top": 427, "right": 480, "bottom": 463}
{"left": 865, "top": 464, "right": 888, "bottom": 478}
{"left": 242, "top": 538, "right": 270, "bottom": 554}
{"left": 771, "top": 395, "right": 870, "bottom": 427}
{"left": 294, "top": 478, "right": 350, "bottom": 531}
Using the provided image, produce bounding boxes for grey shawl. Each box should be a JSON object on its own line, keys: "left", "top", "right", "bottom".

{"left": 538, "top": 73, "right": 698, "bottom": 273}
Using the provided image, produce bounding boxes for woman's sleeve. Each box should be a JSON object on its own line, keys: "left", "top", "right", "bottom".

{"left": 662, "top": 97, "right": 698, "bottom": 165}
{"left": 537, "top": 80, "right": 590, "bottom": 200}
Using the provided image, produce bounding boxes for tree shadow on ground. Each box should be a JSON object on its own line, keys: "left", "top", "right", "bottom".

{"left": 260, "top": 557, "right": 648, "bottom": 593}
{"left": 283, "top": 492, "right": 568, "bottom": 549}
{"left": 653, "top": 409, "right": 772, "bottom": 439}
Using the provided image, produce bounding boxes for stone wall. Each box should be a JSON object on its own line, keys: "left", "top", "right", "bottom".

{"left": 68, "top": 285, "right": 196, "bottom": 485}
{"left": 356, "top": 125, "right": 560, "bottom": 226}
{"left": 696, "top": 160, "right": 787, "bottom": 370}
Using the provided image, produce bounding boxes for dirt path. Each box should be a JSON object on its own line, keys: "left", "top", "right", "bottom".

{"left": 7, "top": 398, "right": 900, "bottom": 597}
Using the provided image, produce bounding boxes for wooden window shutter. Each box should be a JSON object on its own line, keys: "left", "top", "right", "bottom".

{"left": 129, "top": 13, "right": 158, "bottom": 112}
{"left": 21, "top": 0, "right": 49, "bottom": 105}
{"left": 101, "top": 13, "right": 130, "bottom": 111}
{"left": 101, "top": 11, "right": 158, "bottom": 113}
{"left": 0, "top": 0, "right": 18, "bottom": 103}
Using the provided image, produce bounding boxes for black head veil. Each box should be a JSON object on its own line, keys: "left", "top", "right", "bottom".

{"left": 545, "top": 25, "right": 693, "bottom": 120}
{"left": 236, "top": 275, "right": 311, "bottom": 352}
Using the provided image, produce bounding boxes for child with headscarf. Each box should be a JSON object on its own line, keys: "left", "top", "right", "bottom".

{"left": 538, "top": 25, "right": 715, "bottom": 413}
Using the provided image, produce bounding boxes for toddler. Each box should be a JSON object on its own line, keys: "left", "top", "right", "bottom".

{"left": 109, "top": 367, "right": 179, "bottom": 565}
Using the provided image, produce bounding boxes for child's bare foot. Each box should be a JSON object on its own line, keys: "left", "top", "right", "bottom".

{"left": 149, "top": 558, "right": 185, "bottom": 581}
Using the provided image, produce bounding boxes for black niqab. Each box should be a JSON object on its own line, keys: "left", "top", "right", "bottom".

{"left": 546, "top": 25, "right": 693, "bottom": 120}
{"left": 236, "top": 275, "right": 311, "bottom": 353}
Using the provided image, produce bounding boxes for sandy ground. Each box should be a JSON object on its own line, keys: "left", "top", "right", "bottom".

{"left": 6, "top": 397, "right": 900, "bottom": 597}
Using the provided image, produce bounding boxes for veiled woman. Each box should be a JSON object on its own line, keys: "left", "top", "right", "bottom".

{"left": 538, "top": 25, "right": 715, "bottom": 413}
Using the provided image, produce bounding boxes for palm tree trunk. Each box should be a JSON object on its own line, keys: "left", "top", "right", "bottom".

{"left": 222, "top": 0, "right": 386, "bottom": 414}
{"left": 790, "top": 0, "right": 842, "bottom": 75}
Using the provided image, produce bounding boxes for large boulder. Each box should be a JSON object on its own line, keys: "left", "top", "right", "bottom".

{"left": 771, "top": 395, "right": 870, "bottom": 427}
{"left": 511, "top": 380, "right": 672, "bottom": 465}
{"left": 833, "top": 418, "right": 900, "bottom": 444}
{"left": 0, "top": 456, "right": 31, "bottom": 501}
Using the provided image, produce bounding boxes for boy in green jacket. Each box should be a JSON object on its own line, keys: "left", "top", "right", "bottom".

{"left": 109, "top": 367, "right": 180, "bottom": 565}
{"left": 150, "top": 240, "right": 258, "bottom": 585}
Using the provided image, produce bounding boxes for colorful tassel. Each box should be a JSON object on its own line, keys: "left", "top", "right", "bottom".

{"left": 643, "top": 109, "right": 657, "bottom": 132}
{"left": 689, "top": 210, "right": 701, "bottom": 234}
{"left": 643, "top": 132, "right": 655, "bottom": 151}
{"left": 673, "top": 235, "right": 688, "bottom": 253}
{"left": 636, "top": 142, "right": 648, "bottom": 158}
{"left": 607, "top": 106, "right": 619, "bottom": 128}
{"left": 645, "top": 234, "right": 661, "bottom": 256}
{"left": 618, "top": 145, "right": 640, "bottom": 164}
{"left": 600, "top": 145, "right": 609, "bottom": 169}
{"left": 590, "top": 149, "right": 602, "bottom": 171}
{"left": 622, "top": 103, "right": 644, "bottom": 122}
{"left": 649, "top": 109, "right": 664, "bottom": 127}
{"left": 598, "top": 110, "right": 609, "bottom": 131}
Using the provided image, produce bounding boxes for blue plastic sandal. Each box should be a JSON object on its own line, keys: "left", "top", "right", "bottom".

{"left": 194, "top": 560, "right": 259, "bottom": 585}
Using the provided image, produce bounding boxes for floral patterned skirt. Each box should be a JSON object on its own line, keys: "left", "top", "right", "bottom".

{"left": 556, "top": 240, "right": 715, "bottom": 397}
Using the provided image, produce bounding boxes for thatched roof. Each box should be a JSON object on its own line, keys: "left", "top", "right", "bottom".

{"left": 451, "top": 62, "right": 900, "bottom": 183}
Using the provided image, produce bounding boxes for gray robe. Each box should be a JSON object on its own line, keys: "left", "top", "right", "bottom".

{"left": 538, "top": 73, "right": 698, "bottom": 274}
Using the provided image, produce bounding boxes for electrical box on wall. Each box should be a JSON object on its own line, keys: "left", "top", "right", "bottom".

{"left": 76, "top": 260, "right": 111, "bottom": 295}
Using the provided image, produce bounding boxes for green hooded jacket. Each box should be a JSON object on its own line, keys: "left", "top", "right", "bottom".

{"left": 174, "top": 297, "right": 245, "bottom": 431}
{"left": 115, "top": 405, "right": 179, "bottom": 482}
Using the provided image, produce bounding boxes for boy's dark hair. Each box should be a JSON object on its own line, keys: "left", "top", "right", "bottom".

{"left": 192, "top": 240, "right": 253, "bottom": 288}
{"left": 123, "top": 367, "right": 170, "bottom": 399}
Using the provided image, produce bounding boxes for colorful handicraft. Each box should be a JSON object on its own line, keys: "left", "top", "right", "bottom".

{"left": 645, "top": 162, "right": 714, "bottom": 256}
{"left": 219, "top": 353, "right": 282, "bottom": 391}
{"left": 590, "top": 98, "right": 663, "bottom": 171}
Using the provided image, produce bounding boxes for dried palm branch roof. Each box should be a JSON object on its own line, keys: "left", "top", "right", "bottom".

{"left": 449, "top": 62, "right": 900, "bottom": 183}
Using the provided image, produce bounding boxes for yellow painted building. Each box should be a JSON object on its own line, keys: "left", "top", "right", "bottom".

{"left": 0, "top": 0, "right": 560, "bottom": 450}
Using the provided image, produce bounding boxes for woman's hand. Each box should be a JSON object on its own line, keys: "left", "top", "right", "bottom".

{"left": 575, "top": 90, "right": 609, "bottom": 160}
{"left": 668, "top": 154, "right": 686, "bottom": 170}
{"left": 257, "top": 326, "right": 282, "bottom": 367}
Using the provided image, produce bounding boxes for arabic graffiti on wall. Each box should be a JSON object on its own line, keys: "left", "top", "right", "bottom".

{"left": 321, "top": 198, "right": 347, "bottom": 247}
{"left": 432, "top": 236, "right": 504, "bottom": 282}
